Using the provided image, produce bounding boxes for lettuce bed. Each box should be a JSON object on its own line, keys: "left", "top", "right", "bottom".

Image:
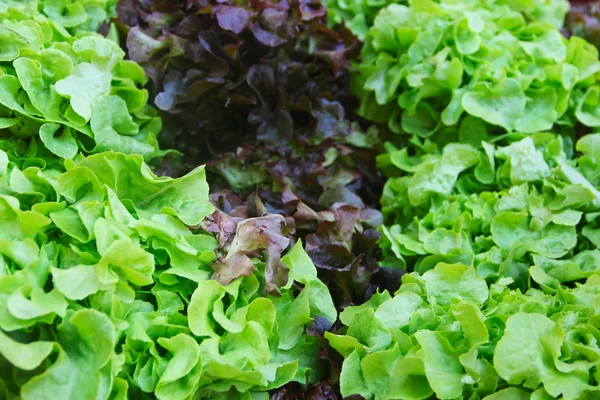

{"left": 4, "top": 0, "right": 600, "bottom": 399}
{"left": 0, "top": 2, "right": 339, "bottom": 399}
{"left": 330, "top": 263, "right": 600, "bottom": 399}
{"left": 378, "top": 134, "right": 600, "bottom": 284}
{"left": 325, "top": 0, "right": 569, "bottom": 40}
{"left": 338, "top": 133, "right": 600, "bottom": 399}
{"left": 115, "top": 0, "right": 367, "bottom": 173}
{"left": 117, "top": 0, "right": 392, "bottom": 333}
{"left": 329, "top": 0, "right": 600, "bottom": 399}
{"left": 0, "top": 147, "right": 337, "bottom": 398}
{"left": 352, "top": 0, "right": 596, "bottom": 139}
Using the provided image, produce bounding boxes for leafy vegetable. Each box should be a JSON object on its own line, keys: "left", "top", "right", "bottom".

{"left": 3, "top": 0, "right": 117, "bottom": 34}
{"left": 326, "top": 1, "right": 600, "bottom": 398}
{"left": 330, "top": 263, "right": 600, "bottom": 400}
{"left": 117, "top": 3, "right": 391, "bottom": 376}
{"left": 325, "top": 0, "right": 404, "bottom": 41}
{"left": 206, "top": 120, "right": 382, "bottom": 207}
{"left": 378, "top": 133, "right": 600, "bottom": 290}
{"left": 0, "top": 3, "right": 341, "bottom": 399}
{"left": 325, "top": 0, "right": 570, "bottom": 39}
{"left": 117, "top": 2, "right": 388, "bottom": 308}
{"left": 12, "top": 0, "right": 600, "bottom": 399}
{"left": 352, "top": 0, "right": 600, "bottom": 139}
{"left": 205, "top": 186, "right": 387, "bottom": 310}
{"left": 0, "top": 1, "right": 163, "bottom": 163}
{"left": 42, "top": 0, "right": 117, "bottom": 33}
{"left": 116, "top": 0, "right": 362, "bottom": 169}
{"left": 564, "top": 1, "right": 600, "bottom": 51}
{"left": 0, "top": 145, "right": 338, "bottom": 399}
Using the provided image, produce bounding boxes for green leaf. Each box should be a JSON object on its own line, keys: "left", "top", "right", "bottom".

{"left": 483, "top": 388, "right": 531, "bottom": 400}
{"left": 340, "top": 350, "right": 372, "bottom": 399}
{"left": 73, "top": 152, "right": 214, "bottom": 225}
{"left": 51, "top": 264, "right": 106, "bottom": 300}
{"left": 55, "top": 62, "right": 111, "bottom": 122}
{"left": 281, "top": 240, "right": 336, "bottom": 323}
{"left": 39, "top": 123, "right": 78, "bottom": 159}
{"left": 576, "top": 86, "right": 600, "bottom": 127}
{"left": 277, "top": 290, "right": 311, "bottom": 351}
{"left": 21, "top": 309, "right": 115, "bottom": 400}
{"left": 503, "top": 138, "right": 551, "bottom": 185}
{"left": 408, "top": 144, "right": 479, "bottom": 206}
{"left": 422, "top": 263, "right": 489, "bottom": 306}
{"left": 347, "top": 308, "right": 392, "bottom": 351}
{"left": 188, "top": 280, "right": 226, "bottom": 338}
{"left": 515, "top": 87, "right": 558, "bottom": 133}
{"left": 361, "top": 345, "right": 404, "bottom": 399}
{"left": 155, "top": 334, "right": 202, "bottom": 400}
{"left": 0, "top": 329, "right": 53, "bottom": 370}
{"left": 374, "top": 291, "right": 422, "bottom": 329}
{"left": 415, "top": 330, "right": 464, "bottom": 399}
{"left": 462, "top": 79, "right": 526, "bottom": 132}
{"left": 494, "top": 313, "right": 591, "bottom": 398}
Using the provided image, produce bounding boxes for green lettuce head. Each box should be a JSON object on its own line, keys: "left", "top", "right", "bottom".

{"left": 353, "top": 0, "right": 600, "bottom": 140}
{"left": 0, "top": 1, "right": 163, "bottom": 163}
{"left": 329, "top": 264, "right": 600, "bottom": 400}
{"left": 2, "top": 0, "right": 117, "bottom": 33}
{"left": 0, "top": 146, "right": 337, "bottom": 399}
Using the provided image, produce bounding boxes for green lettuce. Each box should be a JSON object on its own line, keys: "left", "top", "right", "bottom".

{"left": 2, "top": 0, "right": 117, "bottom": 33}
{"left": 0, "top": 1, "right": 163, "bottom": 162}
{"left": 325, "top": 0, "right": 569, "bottom": 40}
{"left": 0, "top": 146, "right": 336, "bottom": 399}
{"left": 329, "top": 264, "right": 600, "bottom": 399}
{"left": 0, "top": 147, "right": 213, "bottom": 399}
{"left": 378, "top": 133, "right": 600, "bottom": 290}
{"left": 352, "top": 0, "right": 598, "bottom": 138}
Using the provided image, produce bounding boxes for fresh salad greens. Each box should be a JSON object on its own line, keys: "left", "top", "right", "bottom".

{"left": 0, "top": 149, "right": 213, "bottom": 399}
{"left": 377, "top": 134, "right": 600, "bottom": 289}
{"left": 6, "top": 0, "right": 600, "bottom": 398}
{"left": 3, "top": 0, "right": 117, "bottom": 33}
{"left": 325, "top": 0, "right": 404, "bottom": 40}
{"left": 327, "top": 0, "right": 600, "bottom": 399}
{"left": 0, "top": 2, "right": 339, "bottom": 399}
{"left": 0, "top": 146, "right": 336, "bottom": 399}
{"left": 352, "top": 0, "right": 597, "bottom": 139}
{"left": 328, "top": 263, "right": 600, "bottom": 399}
{"left": 39, "top": 0, "right": 117, "bottom": 33}
{"left": 118, "top": 0, "right": 388, "bottom": 338}
{"left": 325, "top": 0, "right": 570, "bottom": 40}
{"left": 0, "top": 1, "right": 162, "bottom": 163}
{"left": 116, "top": 0, "right": 363, "bottom": 169}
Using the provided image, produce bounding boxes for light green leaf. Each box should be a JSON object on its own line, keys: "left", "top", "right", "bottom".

{"left": 415, "top": 330, "right": 464, "bottom": 399}
{"left": 340, "top": 350, "right": 372, "bottom": 399}
{"left": 55, "top": 62, "right": 111, "bottom": 122}
{"left": 422, "top": 263, "right": 489, "bottom": 306}
{"left": 0, "top": 329, "right": 53, "bottom": 370}
{"left": 155, "top": 334, "right": 202, "bottom": 400}
{"left": 39, "top": 123, "right": 78, "bottom": 159}
{"left": 494, "top": 313, "right": 591, "bottom": 398}
{"left": 462, "top": 79, "right": 526, "bottom": 131}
